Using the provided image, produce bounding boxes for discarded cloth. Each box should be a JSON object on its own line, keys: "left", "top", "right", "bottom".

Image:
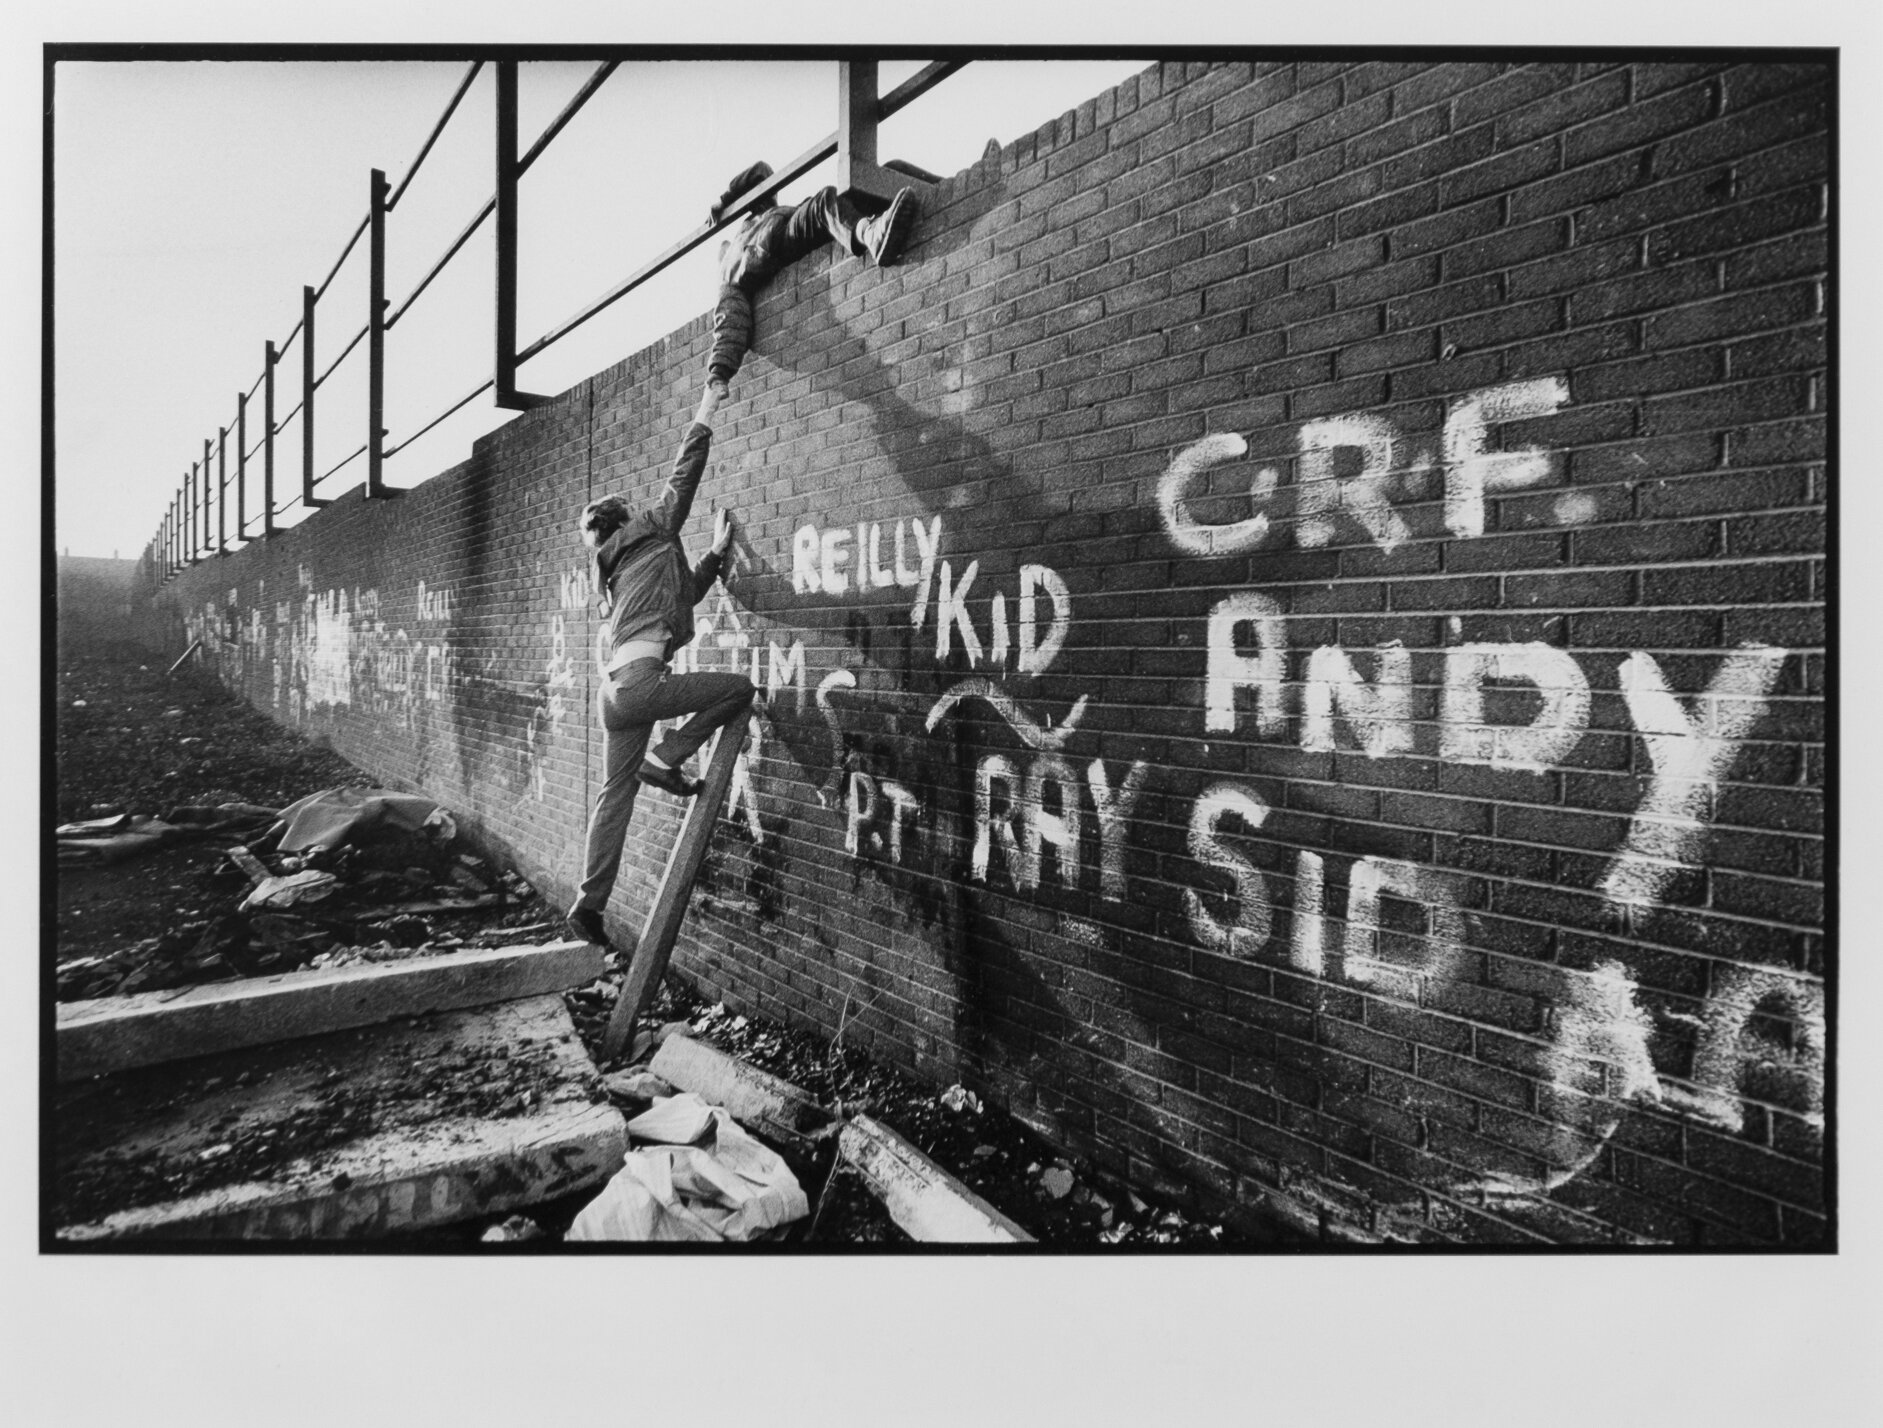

{"left": 55, "top": 815, "right": 184, "bottom": 865}
{"left": 566, "top": 1092, "right": 808, "bottom": 1243}
{"left": 267, "top": 788, "right": 453, "bottom": 855}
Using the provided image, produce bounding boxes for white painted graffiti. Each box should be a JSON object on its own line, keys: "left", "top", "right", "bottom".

{"left": 1159, "top": 377, "right": 1577, "bottom": 554}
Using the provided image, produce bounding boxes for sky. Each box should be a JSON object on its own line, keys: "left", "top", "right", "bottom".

{"left": 53, "top": 57, "right": 1149, "bottom": 561}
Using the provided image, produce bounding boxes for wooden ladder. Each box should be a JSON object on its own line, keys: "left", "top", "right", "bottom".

{"left": 598, "top": 707, "right": 751, "bottom": 1062}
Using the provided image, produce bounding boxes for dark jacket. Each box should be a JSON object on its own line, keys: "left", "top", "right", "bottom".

{"left": 593, "top": 422, "right": 725, "bottom": 665}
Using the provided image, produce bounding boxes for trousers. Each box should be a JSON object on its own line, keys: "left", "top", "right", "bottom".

{"left": 709, "top": 187, "right": 868, "bottom": 382}
{"left": 574, "top": 659, "right": 755, "bottom": 913}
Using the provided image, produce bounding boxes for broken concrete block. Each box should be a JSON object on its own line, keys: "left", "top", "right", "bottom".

{"left": 648, "top": 1034, "right": 835, "bottom": 1149}
{"left": 839, "top": 1113, "right": 1033, "bottom": 1244}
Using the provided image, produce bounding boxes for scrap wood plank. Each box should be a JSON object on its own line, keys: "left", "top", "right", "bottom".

{"left": 601, "top": 707, "right": 751, "bottom": 1061}
{"left": 57, "top": 939, "right": 602, "bottom": 1082}
{"left": 839, "top": 1113, "right": 1034, "bottom": 1244}
{"left": 165, "top": 638, "right": 202, "bottom": 674}
{"left": 56, "top": 994, "right": 627, "bottom": 1241}
{"left": 648, "top": 1034, "right": 836, "bottom": 1149}
{"left": 224, "top": 845, "right": 270, "bottom": 884}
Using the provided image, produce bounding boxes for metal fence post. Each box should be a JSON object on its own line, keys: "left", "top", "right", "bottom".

{"left": 263, "top": 340, "right": 279, "bottom": 536}
{"left": 494, "top": 62, "right": 547, "bottom": 411}
{"left": 186, "top": 462, "right": 197, "bottom": 563}
{"left": 302, "top": 284, "right": 328, "bottom": 508}
{"left": 236, "top": 392, "right": 247, "bottom": 541}
{"left": 836, "top": 61, "right": 933, "bottom": 206}
{"left": 367, "top": 167, "right": 391, "bottom": 497}
{"left": 217, "top": 426, "right": 228, "bottom": 555}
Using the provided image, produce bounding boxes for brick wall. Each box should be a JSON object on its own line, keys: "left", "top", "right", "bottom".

{"left": 148, "top": 58, "right": 1831, "bottom": 1246}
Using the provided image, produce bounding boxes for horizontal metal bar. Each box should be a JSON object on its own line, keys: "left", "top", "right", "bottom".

{"left": 314, "top": 321, "right": 369, "bottom": 390}
{"left": 387, "top": 196, "right": 494, "bottom": 328}
{"left": 278, "top": 316, "right": 304, "bottom": 355}
{"left": 517, "top": 60, "right": 618, "bottom": 175}
{"left": 314, "top": 213, "right": 371, "bottom": 302}
{"left": 390, "top": 60, "right": 621, "bottom": 333}
{"left": 517, "top": 127, "right": 840, "bottom": 366}
{"left": 879, "top": 60, "right": 967, "bottom": 117}
{"left": 318, "top": 441, "right": 369, "bottom": 484}
{"left": 383, "top": 376, "right": 495, "bottom": 458}
{"left": 243, "top": 366, "right": 267, "bottom": 404}
{"left": 167, "top": 60, "right": 966, "bottom": 541}
{"left": 388, "top": 60, "right": 483, "bottom": 211}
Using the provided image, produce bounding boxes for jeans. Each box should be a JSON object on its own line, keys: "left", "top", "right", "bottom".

{"left": 710, "top": 187, "right": 869, "bottom": 381}
{"left": 574, "top": 659, "right": 755, "bottom": 913}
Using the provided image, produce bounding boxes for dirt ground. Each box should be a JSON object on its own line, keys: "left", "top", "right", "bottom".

{"left": 53, "top": 641, "right": 1255, "bottom": 1246}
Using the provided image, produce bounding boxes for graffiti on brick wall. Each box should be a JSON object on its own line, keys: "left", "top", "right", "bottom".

{"left": 1158, "top": 377, "right": 1581, "bottom": 556}
{"left": 169, "top": 367, "right": 1817, "bottom": 1229}
{"left": 184, "top": 568, "right": 590, "bottom": 802}
{"left": 733, "top": 376, "right": 1816, "bottom": 1214}
{"left": 1153, "top": 377, "right": 1814, "bottom": 1201}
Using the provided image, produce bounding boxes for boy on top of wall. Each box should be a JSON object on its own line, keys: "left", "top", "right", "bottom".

{"left": 706, "top": 162, "right": 918, "bottom": 393}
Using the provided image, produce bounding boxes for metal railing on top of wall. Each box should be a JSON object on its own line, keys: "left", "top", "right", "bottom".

{"left": 145, "top": 58, "right": 965, "bottom": 586}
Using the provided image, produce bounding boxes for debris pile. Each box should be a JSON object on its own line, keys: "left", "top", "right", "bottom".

{"left": 643, "top": 986, "right": 1258, "bottom": 1246}
{"left": 57, "top": 785, "right": 540, "bottom": 1002}
{"left": 54, "top": 646, "right": 1267, "bottom": 1246}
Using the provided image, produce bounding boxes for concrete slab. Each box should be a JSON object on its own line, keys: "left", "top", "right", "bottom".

{"left": 58, "top": 940, "right": 603, "bottom": 1082}
{"left": 55, "top": 993, "right": 626, "bottom": 1241}
{"left": 839, "top": 1113, "right": 1034, "bottom": 1244}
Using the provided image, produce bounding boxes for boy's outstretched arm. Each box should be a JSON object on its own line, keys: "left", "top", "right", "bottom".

{"left": 655, "top": 380, "right": 726, "bottom": 534}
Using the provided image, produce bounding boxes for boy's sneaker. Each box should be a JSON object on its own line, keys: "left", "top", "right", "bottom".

{"left": 859, "top": 188, "right": 916, "bottom": 266}
{"left": 567, "top": 907, "right": 611, "bottom": 948}
{"left": 638, "top": 762, "right": 705, "bottom": 798}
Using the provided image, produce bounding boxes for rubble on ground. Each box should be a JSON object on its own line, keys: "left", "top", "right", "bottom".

{"left": 55, "top": 646, "right": 1261, "bottom": 1247}
{"left": 57, "top": 782, "right": 543, "bottom": 1003}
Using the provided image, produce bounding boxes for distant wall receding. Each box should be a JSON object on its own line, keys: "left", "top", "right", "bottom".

{"left": 147, "top": 59, "right": 1830, "bottom": 1246}
{"left": 58, "top": 555, "right": 162, "bottom": 652}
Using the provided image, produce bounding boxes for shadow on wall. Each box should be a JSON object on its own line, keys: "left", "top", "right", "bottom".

{"left": 682, "top": 161, "right": 1197, "bottom": 1186}
{"left": 701, "top": 152, "right": 1695, "bottom": 1226}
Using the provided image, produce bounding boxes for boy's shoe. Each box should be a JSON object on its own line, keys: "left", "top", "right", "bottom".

{"left": 567, "top": 907, "right": 612, "bottom": 948}
{"left": 859, "top": 188, "right": 916, "bottom": 266}
{"left": 638, "top": 762, "right": 705, "bottom": 798}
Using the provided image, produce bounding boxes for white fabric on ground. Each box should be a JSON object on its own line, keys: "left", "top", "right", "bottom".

{"left": 566, "top": 1092, "right": 808, "bottom": 1242}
